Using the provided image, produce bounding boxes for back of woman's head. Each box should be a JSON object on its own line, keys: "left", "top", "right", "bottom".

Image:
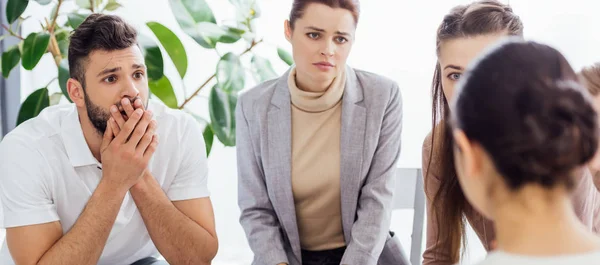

{"left": 579, "top": 63, "right": 600, "bottom": 96}
{"left": 452, "top": 40, "right": 598, "bottom": 189}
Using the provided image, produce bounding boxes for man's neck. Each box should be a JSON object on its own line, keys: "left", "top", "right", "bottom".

{"left": 493, "top": 185, "right": 600, "bottom": 255}
{"left": 78, "top": 110, "right": 103, "bottom": 162}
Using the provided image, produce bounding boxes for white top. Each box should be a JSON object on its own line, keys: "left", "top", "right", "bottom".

{"left": 0, "top": 100, "right": 209, "bottom": 265}
{"left": 473, "top": 250, "right": 600, "bottom": 265}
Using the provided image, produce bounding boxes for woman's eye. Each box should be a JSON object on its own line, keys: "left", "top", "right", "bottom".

{"left": 336, "top": 37, "right": 348, "bottom": 44}
{"left": 448, "top": 73, "right": 462, "bottom": 81}
{"left": 307, "top": 32, "right": 319, "bottom": 39}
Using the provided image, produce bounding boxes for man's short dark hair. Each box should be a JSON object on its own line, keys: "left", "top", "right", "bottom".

{"left": 68, "top": 14, "right": 138, "bottom": 89}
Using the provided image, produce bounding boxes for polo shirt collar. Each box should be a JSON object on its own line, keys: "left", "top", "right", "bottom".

{"left": 61, "top": 106, "right": 101, "bottom": 168}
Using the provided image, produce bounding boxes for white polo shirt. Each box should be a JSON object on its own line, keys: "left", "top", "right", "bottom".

{"left": 0, "top": 100, "right": 209, "bottom": 265}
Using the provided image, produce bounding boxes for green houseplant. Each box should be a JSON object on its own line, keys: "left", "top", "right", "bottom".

{"left": 1, "top": 0, "right": 294, "bottom": 155}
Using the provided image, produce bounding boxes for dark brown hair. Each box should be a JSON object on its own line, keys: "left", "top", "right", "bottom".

{"left": 579, "top": 63, "right": 600, "bottom": 95}
{"left": 427, "top": 0, "right": 524, "bottom": 262}
{"left": 289, "top": 0, "right": 360, "bottom": 29}
{"left": 68, "top": 14, "right": 138, "bottom": 89}
{"left": 452, "top": 40, "right": 597, "bottom": 190}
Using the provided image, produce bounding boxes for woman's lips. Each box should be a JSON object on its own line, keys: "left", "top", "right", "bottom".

{"left": 313, "top": 62, "right": 335, "bottom": 71}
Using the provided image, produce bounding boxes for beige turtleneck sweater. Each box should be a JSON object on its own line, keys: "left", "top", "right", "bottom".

{"left": 288, "top": 67, "right": 346, "bottom": 251}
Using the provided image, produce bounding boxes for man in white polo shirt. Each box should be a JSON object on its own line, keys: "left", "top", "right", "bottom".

{"left": 0, "top": 14, "right": 217, "bottom": 265}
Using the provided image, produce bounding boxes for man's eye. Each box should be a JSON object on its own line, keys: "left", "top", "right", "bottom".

{"left": 104, "top": 76, "right": 117, "bottom": 83}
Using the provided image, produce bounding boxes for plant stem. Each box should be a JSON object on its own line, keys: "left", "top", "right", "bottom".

{"left": 44, "top": 77, "right": 58, "bottom": 88}
{"left": 89, "top": 0, "right": 95, "bottom": 12}
{"left": 178, "top": 74, "right": 216, "bottom": 109}
{"left": 49, "top": 0, "right": 63, "bottom": 32}
{"left": 1, "top": 24, "right": 24, "bottom": 40}
{"left": 241, "top": 39, "right": 262, "bottom": 56}
{"left": 45, "top": 1, "right": 64, "bottom": 67}
{"left": 177, "top": 38, "right": 264, "bottom": 109}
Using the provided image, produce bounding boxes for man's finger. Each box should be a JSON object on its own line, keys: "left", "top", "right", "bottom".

{"left": 126, "top": 110, "right": 153, "bottom": 148}
{"left": 143, "top": 134, "right": 159, "bottom": 161}
{"left": 136, "top": 120, "right": 156, "bottom": 154}
{"left": 110, "top": 105, "right": 126, "bottom": 129}
{"left": 115, "top": 108, "right": 144, "bottom": 144}
{"left": 101, "top": 117, "right": 115, "bottom": 150}
{"left": 110, "top": 116, "right": 121, "bottom": 136}
{"left": 133, "top": 98, "right": 144, "bottom": 110}
{"left": 122, "top": 98, "right": 136, "bottom": 118}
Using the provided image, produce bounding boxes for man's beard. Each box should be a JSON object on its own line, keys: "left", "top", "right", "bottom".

{"left": 83, "top": 90, "right": 146, "bottom": 135}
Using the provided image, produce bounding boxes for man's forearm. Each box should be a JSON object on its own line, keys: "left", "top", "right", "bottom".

{"left": 38, "top": 179, "right": 127, "bottom": 265}
{"left": 130, "top": 174, "right": 217, "bottom": 265}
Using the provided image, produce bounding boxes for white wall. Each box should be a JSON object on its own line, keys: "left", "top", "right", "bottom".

{"left": 11, "top": 0, "right": 600, "bottom": 264}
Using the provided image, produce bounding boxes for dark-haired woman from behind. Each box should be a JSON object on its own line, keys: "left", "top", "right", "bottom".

{"left": 451, "top": 39, "right": 600, "bottom": 265}
{"left": 422, "top": 1, "right": 600, "bottom": 264}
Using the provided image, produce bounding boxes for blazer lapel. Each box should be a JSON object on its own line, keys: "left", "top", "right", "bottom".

{"left": 339, "top": 66, "right": 367, "bottom": 241}
{"left": 266, "top": 71, "right": 302, "bottom": 262}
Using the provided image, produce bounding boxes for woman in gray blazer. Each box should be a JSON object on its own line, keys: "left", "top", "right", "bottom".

{"left": 236, "top": 1, "right": 407, "bottom": 264}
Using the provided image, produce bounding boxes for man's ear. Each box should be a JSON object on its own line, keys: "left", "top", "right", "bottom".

{"left": 67, "top": 78, "right": 85, "bottom": 108}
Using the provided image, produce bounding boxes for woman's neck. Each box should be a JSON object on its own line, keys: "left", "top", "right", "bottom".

{"left": 493, "top": 184, "right": 600, "bottom": 256}
{"left": 295, "top": 70, "right": 336, "bottom": 93}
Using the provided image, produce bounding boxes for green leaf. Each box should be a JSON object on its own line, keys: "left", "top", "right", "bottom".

{"left": 251, "top": 55, "right": 277, "bottom": 82}
{"left": 209, "top": 85, "right": 237, "bottom": 146}
{"left": 148, "top": 75, "right": 178, "bottom": 109}
{"left": 75, "top": 0, "right": 91, "bottom": 9}
{"left": 225, "top": 26, "right": 245, "bottom": 35}
{"left": 55, "top": 28, "right": 69, "bottom": 41}
{"left": 277, "top": 47, "right": 294, "bottom": 66}
{"left": 16, "top": 87, "right": 50, "bottom": 126}
{"left": 216, "top": 53, "right": 244, "bottom": 93}
{"left": 144, "top": 46, "right": 163, "bottom": 81}
{"left": 49, "top": 92, "right": 62, "bottom": 105}
{"left": 147, "top": 21, "right": 188, "bottom": 78}
{"left": 169, "top": 0, "right": 242, "bottom": 49}
{"left": 104, "top": 0, "right": 121, "bottom": 11}
{"left": 68, "top": 13, "right": 88, "bottom": 29}
{"left": 55, "top": 28, "right": 70, "bottom": 57}
{"left": 57, "top": 39, "right": 69, "bottom": 57}
{"left": 21, "top": 32, "right": 50, "bottom": 70}
{"left": 230, "top": 0, "right": 261, "bottom": 20}
{"left": 34, "top": 0, "right": 52, "bottom": 5}
{"left": 58, "top": 59, "right": 72, "bottom": 102}
{"left": 169, "top": 0, "right": 216, "bottom": 27}
{"left": 219, "top": 25, "right": 244, "bottom": 43}
{"left": 6, "top": 0, "right": 29, "bottom": 24}
{"left": 187, "top": 112, "right": 214, "bottom": 156}
{"left": 194, "top": 23, "right": 242, "bottom": 49}
{"left": 203, "top": 124, "right": 214, "bottom": 156}
{"left": 1, "top": 45, "right": 21, "bottom": 78}
{"left": 139, "top": 35, "right": 164, "bottom": 82}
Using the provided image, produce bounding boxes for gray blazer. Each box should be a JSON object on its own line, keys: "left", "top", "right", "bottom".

{"left": 236, "top": 66, "right": 409, "bottom": 265}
